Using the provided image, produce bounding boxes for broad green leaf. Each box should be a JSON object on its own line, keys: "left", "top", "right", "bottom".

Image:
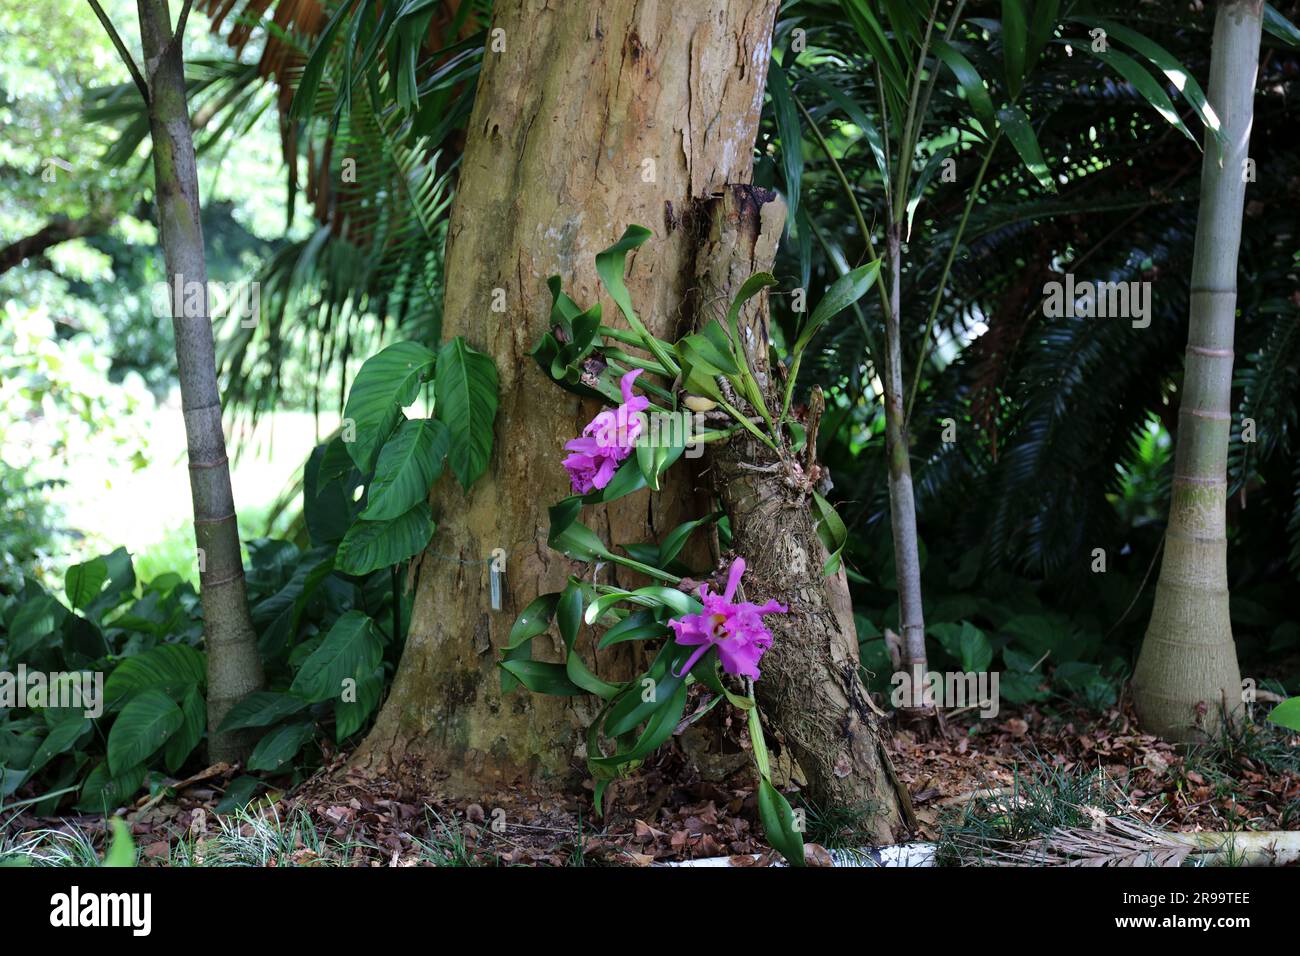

{"left": 290, "top": 610, "right": 383, "bottom": 703}
{"left": 757, "top": 776, "right": 806, "bottom": 866}
{"left": 214, "top": 775, "right": 264, "bottom": 815}
{"left": 163, "top": 683, "right": 205, "bottom": 773}
{"left": 104, "top": 644, "right": 206, "bottom": 709}
{"left": 1267, "top": 697, "right": 1300, "bottom": 732}
{"left": 498, "top": 660, "right": 586, "bottom": 696}
{"left": 335, "top": 503, "right": 434, "bottom": 576}
{"left": 435, "top": 336, "right": 499, "bottom": 490}
{"left": 246, "top": 720, "right": 315, "bottom": 773}
{"left": 502, "top": 593, "right": 561, "bottom": 651}
{"left": 75, "top": 761, "right": 145, "bottom": 813}
{"left": 996, "top": 105, "right": 1055, "bottom": 191}
{"left": 958, "top": 622, "right": 994, "bottom": 673}
{"left": 584, "top": 586, "right": 700, "bottom": 626}
{"left": 597, "top": 609, "right": 670, "bottom": 649}
{"left": 343, "top": 341, "right": 436, "bottom": 473}
{"left": 361, "top": 417, "right": 449, "bottom": 520}
{"left": 547, "top": 505, "right": 611, "bottom": 563}
{"left": 589, "top": 680, "right": 687, "bottom": 769}
{"left": 64, "top": 557, "right": 108, "bottom": 610}
{"left": 932, "top": 39, "right": 997, "bottom": 133}
{"left": 658, "top": 513, "right": 719, "bottom": 567}
{"left": 604, "top": 643, "right": 691, "bottom": 737}
{"left": 767, "top": 61, "right": 803, "bottom": 223}
{"left": 335, "top": 666, "right": 383, "bottom": 741}
{"left": 28, "top": 716, "right": 91, "bottom": 775}
{"left": 107, "top": 689, "right": 183, "bottom": 775}
{"left": 557, "top": 584, "right": 620, "bottom": 699}
{"left": 217, "top": 691, "right": 311, "bottom": 733}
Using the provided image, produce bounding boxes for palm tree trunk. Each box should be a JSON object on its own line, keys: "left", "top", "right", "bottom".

{"left": 883, "top": 224, "right": 929, "bottom": 716}
{"left": 1131, "top": 0, "right": 1262, "bottom": 742}
{"left": 135, "top": 0, "right": 264, "bottom": 761}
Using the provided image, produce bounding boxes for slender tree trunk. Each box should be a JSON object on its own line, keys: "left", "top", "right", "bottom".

{"left": 358, "top": 0, "right": 783, "bottom": 795}
{"left": 1131, "top": 0, "right": 1261, "bottom": 742}
{"left": 136, "top": 0, "right": 264, "bottom": 761}
{"left": 883, "top": 224, "right": 930, "bottom": 718}
{"left": 696, "top": 186, "right": 913, "bottom": 839}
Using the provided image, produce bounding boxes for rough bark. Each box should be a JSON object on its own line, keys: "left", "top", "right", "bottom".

{"left": 1131, "top": 0, "right": 1261, "bottom": 742}
{"left": 136, "top": 0, "right": 265, "bottom": 761}
{"left": 357, "top": 0, "right": 781, "bottom": 796}
{"left": 693, "top": 186, "right": 913, "bottom": 840}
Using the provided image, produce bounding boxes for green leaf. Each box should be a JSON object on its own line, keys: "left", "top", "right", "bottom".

{"left": 589, "top": 680, "right": 688, "bottom": 770}
{"left": 1027, "top": 0, "right": 1060, "bottom": 69}
{"left": 101, "top": 817, "right": 136, "bottom": 868}
{"left": 547, "top": 503, "right": 611, "bottom": 562}
{"left": 105, "top": 644, "right": 206, "bottom": 709}
{"left": 658, "top": 514, "right": 719, "bottom": 568}
{"left": 214, "top": 775, "right": 264, "bottom": 815}
{"left": 584, "top": 586, "right": 700, "bottom": 626}
{"left": 64, "top": 557, "right": 108, "bottom": 611}
{"left": 163, "top": 684, "right": 205, "bottom": 773}
{"left": 289, "top": 0, "right": 359, "bottom": 118}
{"left": 107, "top": 689, "right": 183, "bottom": 775}
{"left": 502, "top": 593, "right": 561, "bottom": 652}
{"left": 811, "top": 490, "right": 849, "bottom": 576}
{"left": 75, "top": 761, "right": 145, "bottom": 813}
{"left": 905, "top": 145, "right": 954, "bottom": 239}
{"left": 597, "top": 609, "right": 670, "bottom": 649}
{"left": 767, "top": 61, "right": 803, "bottom": 223}
{"left": 335, "top": 666, "right": 383, "bottom": 741}
{"left": 217, "top": 692, "right": 311, "bottom": 733}
{"left": 958, "top": 622, "right": 993, "bottom": 673}
{"left": 757, "top": 776, "right": 806, "bottom": 866}
{"left": 1002, "top": 0, "right": 1028, "bottom": 97}
{"left": 335, "top": 503, "right": 434, "bottom": 576}
{"left": 557, "top": 584, "right": 621, "bottom": 699}
{"left": 1070, "top": 16, "right": 1221, "bottom": 145}
{"left": 290, "top": 610, "right": 383, "bottom": 703}
{"left": 604, "top": 643, "right": 691, "bottom": 737}
{"left": 361, "top": 418, "right": 449, "bottom": 520}
{"left": 794, "top": 261, "right": 880, "bottom": 355}
{"left": 498, "top": 660, "right": 586, "bottom": 696}
{"left": 803, "top": 76, "right": 890, "bottom": 198}
{"left": 996, "top": 105, "right": 1055, "bottom": 191}
{"left": 435, "top": 336, "right": 499, "bottom": 490}
{"left": 28, "top": 716, "right": 91, "bottom": 775}
{"left": 246, "top": 720, "right": 315, "bottom": 773}
{"left": 1265, "top": 3, "right": 1300, "bottom": 47}
{"left": 932, "top": 39, "right": 997, "bottom": 133}
{"left": 1267, "top": 697, "right": 1300, "bottom": 732}
{"left": 1082, "top": 43, "right": 1197, "bottom": 145}
{"left": 343, "top": 341, "right": 436, "bottom": 474}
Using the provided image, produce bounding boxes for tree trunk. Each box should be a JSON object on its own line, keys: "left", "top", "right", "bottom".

{"left": 136, "top": 0, "right": 264, "bottom": 761}
{"left": 695, "top": 186, "right": 913, "bottom": 840}
{"left": 357, "top": 0, "right": 782, "bottom": 796}
{"left": 1131, "top": 0, "right": 1261, "bottom": 742}
{"left": 883, "top": 225, "right": 930, "bottom": 717}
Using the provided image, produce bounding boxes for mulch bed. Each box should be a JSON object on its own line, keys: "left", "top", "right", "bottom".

{"left": 5, "top": 703, "right": 1296, "bottom": 866}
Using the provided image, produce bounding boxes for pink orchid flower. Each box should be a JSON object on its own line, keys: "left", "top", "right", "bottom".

{"left": 562, "top": 368, "right": 650, "bottom": 494}
{"left": 669, "top": 558, "right": 787, "bottom": 681}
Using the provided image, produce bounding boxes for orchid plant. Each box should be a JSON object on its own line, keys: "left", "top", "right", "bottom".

{"left": 498, "top": 226, "right": 876, "bottom": 865}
